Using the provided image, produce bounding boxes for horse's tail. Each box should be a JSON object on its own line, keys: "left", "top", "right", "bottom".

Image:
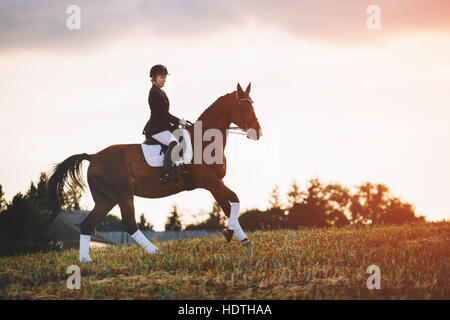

{"left": 47, "top": 153, "right": 92, "bottom": 223}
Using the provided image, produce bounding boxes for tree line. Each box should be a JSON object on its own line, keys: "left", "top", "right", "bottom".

{"left": 0, "top": 173, "right": 67, "bottom": 255}
{"left": 237, "top": 178, "right": 424, "bottom": 231}
{"left": 180, "top": 178, "right": 425, "bottom": 231}
{"left": 0, "top": 173, "right": 425, "bottom": 256}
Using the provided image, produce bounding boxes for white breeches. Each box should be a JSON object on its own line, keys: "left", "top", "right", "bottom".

{"left": 151, "top": 130, "right": 178, "bottom": 146}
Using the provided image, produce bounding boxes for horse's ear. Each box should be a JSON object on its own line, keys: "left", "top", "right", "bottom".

{"left": 245, "top": 82, "right": 251, "bottom": 95}
{"left": 237, "top": 83, "right": 244, "bottom": 98}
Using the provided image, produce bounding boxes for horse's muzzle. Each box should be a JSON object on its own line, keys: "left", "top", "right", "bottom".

{"left": 247, "top": 128, "right": 262, "bottom": 140}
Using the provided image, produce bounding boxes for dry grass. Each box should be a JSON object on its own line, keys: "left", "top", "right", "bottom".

{"left": 0, "top": 222, "right": 448, "bottom": 299}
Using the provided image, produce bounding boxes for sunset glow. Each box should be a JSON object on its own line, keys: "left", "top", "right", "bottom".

{"left": 1, "top": 1, "right": 449, "bottom": 230}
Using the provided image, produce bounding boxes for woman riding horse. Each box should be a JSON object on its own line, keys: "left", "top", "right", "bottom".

{"left": 142, "top": 64, "right": 192, "bottom": 183}
{"left": 47, "top": 80, "right": 261, "bottom": 263}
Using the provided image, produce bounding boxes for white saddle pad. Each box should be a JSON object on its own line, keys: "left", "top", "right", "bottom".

{"left": 141, "top": 128, "right": 193, "bottom": 167}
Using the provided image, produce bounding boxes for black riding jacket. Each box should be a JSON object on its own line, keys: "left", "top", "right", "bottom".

{"left": 142, "top": 83, "right": 180, "bottom": 136}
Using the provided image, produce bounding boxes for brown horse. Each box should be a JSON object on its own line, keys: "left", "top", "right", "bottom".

{"left": 47, "top": 83, "right": 262, "bottom": 261}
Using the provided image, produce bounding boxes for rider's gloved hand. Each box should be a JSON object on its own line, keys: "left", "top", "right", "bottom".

{"left": 179, "top": 118, "right": 187, "bottom": 126}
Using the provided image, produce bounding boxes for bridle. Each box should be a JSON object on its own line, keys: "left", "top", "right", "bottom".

{"left": 227, "top": 92, "right": 259, "bottom": 135}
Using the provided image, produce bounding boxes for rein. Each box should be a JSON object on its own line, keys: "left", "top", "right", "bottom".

{"left": 227, "top": 129, "right": 247, "bottom": 135}
{"left": 228, "top": 93, "right": 258, "bottom": 134}
{"left": 183, "top": 124, "right": 247, "bottom": 135}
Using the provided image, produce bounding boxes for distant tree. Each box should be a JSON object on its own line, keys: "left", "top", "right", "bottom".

{"left": 61, "top": 184, "right": 83, "bottom": 211}
{"left": 265, "top": 206, "right": 287, "bottom": 229}
{"left": 266, "top": 184, "right": 287, "bottom": 227}
{"left": 25, "top": 172, "right": 50, "bottom": 211}
{"left": 286, "top": 178, "right": 331, "bottom": 228}
{"left": 268, "top": 184, "right": 283, "bottom": 209}
{"left": 381, "top": 198, "right": 425, "bottom": 224}
{"left": 0, "top": 193, "right": 58, "bottom": 256}
{"left": 287, "top": 180, "right": 303, "bottom": 207}
{"left": 25, "top": 172, "right": 83, "bottom": 213}
{"left": 321, "top": 182, "right": 351, "bottom": 227}
{"left": 349, "top": 182, "right": 423, "bottom": 225}
{"left": 26, "top": 182, "right": 38, "bottom": 203}
{"left": 0, "top": 184, "right": 6, "bottom": 212}
{"left": 239, "top": 208, "right": 281, "bottom": 231}
{"left": 36, "top": 172, "right": 49, "bottom": 210}
{"left": 97, "top": 214, "right": 123, "bottom": 231}
{"left": 184, "top": 201, "right": 226, "bottom": 231}
{"left": 349, "top": 182, "right": 387, "bottom": 224}
{"left": 10, "top": 170, "right": 83, "bottom": 209}
{"left": 138, "top": 213, "right": 155, "bottom": 231}
{"left": 165, "top": 203, "right": 183, "bottom": 231}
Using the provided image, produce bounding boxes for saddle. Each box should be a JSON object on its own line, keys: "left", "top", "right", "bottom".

{"left": 143, "top": 131, "right": 195, "bottom": 190}
{"left": 143, "top": 135, "right": 168, "bottom": 154}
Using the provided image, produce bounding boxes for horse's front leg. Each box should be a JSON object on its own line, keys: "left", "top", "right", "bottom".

{"left": 206, "top": 179, "right": 250, "bottom": 245}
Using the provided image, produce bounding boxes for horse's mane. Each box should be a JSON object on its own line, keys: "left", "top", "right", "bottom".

{"left": 197, "top": 91, "right": 235, "bottom": 121}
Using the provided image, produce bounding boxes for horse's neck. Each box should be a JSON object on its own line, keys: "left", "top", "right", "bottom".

{"left": 189, "top": 100, "right": 232, "bottom": 151}
{"left": 199, "top": 103, "right": 232, "bottom": 131}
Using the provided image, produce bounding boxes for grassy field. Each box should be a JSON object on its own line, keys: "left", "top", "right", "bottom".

{"left": 0, "top": 222, "right": 448, "bottom": 299}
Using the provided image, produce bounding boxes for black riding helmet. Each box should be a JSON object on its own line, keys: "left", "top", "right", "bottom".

{"left": 150, "top": 64, "right": 169, "bottom": 79}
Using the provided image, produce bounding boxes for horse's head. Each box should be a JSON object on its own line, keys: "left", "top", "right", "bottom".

{"left": 231, "top": 83, "right": 262, "bottom": 140}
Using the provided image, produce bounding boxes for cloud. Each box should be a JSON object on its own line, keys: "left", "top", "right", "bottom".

{"left": 0, "top": 0, "right": 449, "bottom": 52}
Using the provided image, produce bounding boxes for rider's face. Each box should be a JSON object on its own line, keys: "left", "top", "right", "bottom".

{"left": 155, "top": 74, "right": 166, "bottom": 87}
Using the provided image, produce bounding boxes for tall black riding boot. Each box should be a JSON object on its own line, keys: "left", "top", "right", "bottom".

{"left": 159, "top": 141, "right": 178, "bottom": 184}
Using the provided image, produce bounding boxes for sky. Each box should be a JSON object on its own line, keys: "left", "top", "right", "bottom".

{"left": 1, "top": 1, "right": 449, "bottom": 230}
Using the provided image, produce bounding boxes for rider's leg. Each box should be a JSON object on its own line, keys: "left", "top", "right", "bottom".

{"left": 160, "top": 140, "right": 178, "bottom": 181}
{"left": 151, "top": 130, "right": 180, "bottom": 182}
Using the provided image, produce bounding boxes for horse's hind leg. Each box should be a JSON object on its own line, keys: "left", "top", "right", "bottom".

{"left": 77, "top": 199, "right": 116, "bottom": 263}
{"left": 78, "top": 181, "right": 117, "bottom": 262}
{"left": 118, "top": 197, "right": 161, "bottom": 255}
{"left": 80, "top": 199, "right": 116, "bottom": 235}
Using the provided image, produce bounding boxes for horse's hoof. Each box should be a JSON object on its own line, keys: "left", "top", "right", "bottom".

{"left": 241, "top": 238, "right": 251, "bottom": 246}
{"left": 222, "top": 228, "right": 234, "bottom": 242}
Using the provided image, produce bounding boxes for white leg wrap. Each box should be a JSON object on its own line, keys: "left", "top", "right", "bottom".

{"left": 131, "top": 230, "right": 161, "bottom": 254}
{"left": 227, "top": 202, "right": 247, "bottom": 241}
{"left": 79, "top": 234, "right": 92, "bottom": 263}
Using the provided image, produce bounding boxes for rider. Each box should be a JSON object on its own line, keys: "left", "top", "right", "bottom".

{"left": 143, "top": 64, "right": 189, "bottom": 183}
